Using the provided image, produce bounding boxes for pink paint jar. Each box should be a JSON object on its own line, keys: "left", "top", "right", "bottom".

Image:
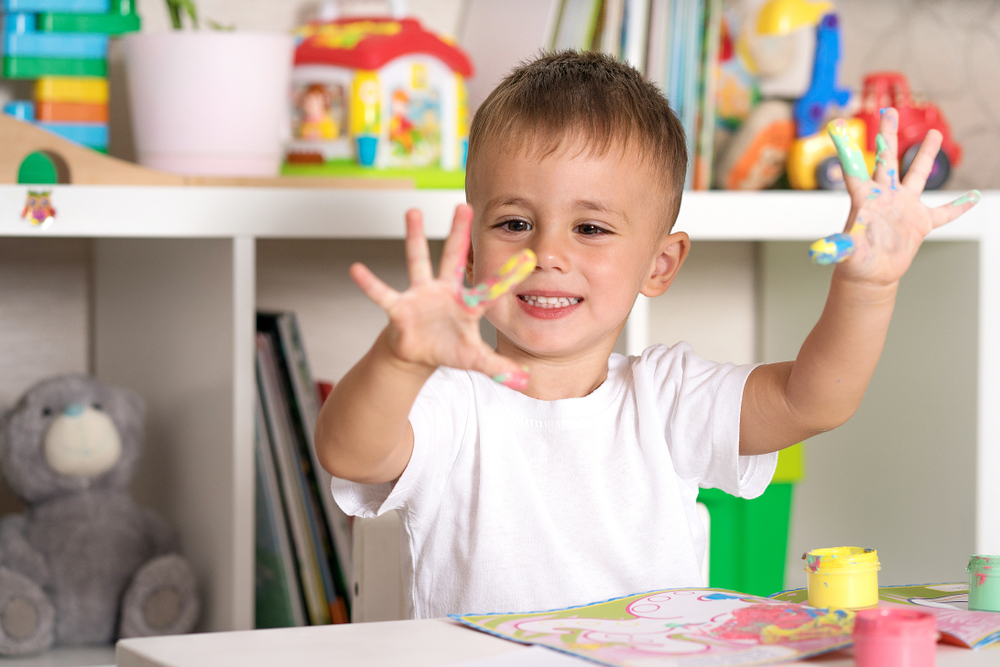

{"left": 853, "top": 608, "right": 937, "bottom": 667}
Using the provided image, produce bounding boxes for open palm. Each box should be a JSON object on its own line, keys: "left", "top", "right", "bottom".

{"left": 350, "top": 205, "right": 533, "bottom": 389}
{"left": 829, "top": 109, "right": 979, "bottom": 286}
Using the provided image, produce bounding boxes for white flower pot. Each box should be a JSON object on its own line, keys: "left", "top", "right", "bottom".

{"left": 123, "top": 32, "right": 293, "bottom": 177}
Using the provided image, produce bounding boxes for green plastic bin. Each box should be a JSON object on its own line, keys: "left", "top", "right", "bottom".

{"left": 697, "top": 443, "right": 803, "bottom": 596}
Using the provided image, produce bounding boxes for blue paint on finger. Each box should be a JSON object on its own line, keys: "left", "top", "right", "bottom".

{"left": 809, "top": 233, "right": 855, "bottom": 265}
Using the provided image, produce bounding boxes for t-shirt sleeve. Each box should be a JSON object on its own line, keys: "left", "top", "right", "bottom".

{"left": 330, "top": 368, "right": 472, "bottom": 519}
{"left": 639, "top": 343, "right": 777, "bottom": 499}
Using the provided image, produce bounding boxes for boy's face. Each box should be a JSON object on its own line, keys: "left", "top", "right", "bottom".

{"left": 466, "top": 137, "right": 688, "bottom": 362}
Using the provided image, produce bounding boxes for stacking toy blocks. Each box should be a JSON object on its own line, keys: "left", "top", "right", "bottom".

{"left": 1, "top": 0, "right": 140, "bottom": 152}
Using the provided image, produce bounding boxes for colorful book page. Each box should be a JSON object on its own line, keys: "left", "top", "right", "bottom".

{"left": 452, "top": 588, "right": 854, "bottom": 667}
{"left": 772, "top": 583, "right": 1000, "bottom": 650}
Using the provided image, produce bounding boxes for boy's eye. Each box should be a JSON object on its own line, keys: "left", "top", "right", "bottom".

{"left": 576, "top": 223, "right": 607, "bottom": 235}
{"left": 497, "top": 219, "right": 531, "bottom": 233}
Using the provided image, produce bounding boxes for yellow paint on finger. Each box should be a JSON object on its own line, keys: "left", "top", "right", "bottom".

{"left": 461, "top": 250, "right": 537, "bottom": 308}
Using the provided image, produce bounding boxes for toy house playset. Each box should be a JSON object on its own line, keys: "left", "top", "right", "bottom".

{"left": 283, "top": 15, "right": 473, "bottom": 187}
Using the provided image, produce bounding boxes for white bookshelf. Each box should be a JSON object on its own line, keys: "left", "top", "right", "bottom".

{"left": 0, "top": 185, "right": 997, "bottom": 640}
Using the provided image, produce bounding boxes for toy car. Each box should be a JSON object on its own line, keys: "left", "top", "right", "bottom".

{"left": 856, "top": 72, "right": 961, "bottom": 190}
{"left": 786, "top": 71, "right": 961, "bottom": 190}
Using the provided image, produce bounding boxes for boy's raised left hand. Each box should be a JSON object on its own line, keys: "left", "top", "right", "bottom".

{"left": 810, "top": 108, "right": 980, "bottom": 286}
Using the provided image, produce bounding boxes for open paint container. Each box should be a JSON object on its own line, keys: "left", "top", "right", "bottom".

{"left": 967, "top": 554, "right": 1000, "bottom": 611}
{"left": 853, "top": 607, "right": 937, "bottom": 667}
{"left": 804, "top": 547, "right": 880, "bottom": 609}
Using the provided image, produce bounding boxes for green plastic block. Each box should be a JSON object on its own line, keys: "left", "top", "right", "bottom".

{"left": 17, "top": 151, "right": 60, "bottom": 185}
{"left": 3, "top": 54, "right": 106, "bottom": 78}
{"left": 698, "top": 483, "right": 794, "bottom": 596}
{"left": 37, "top": 11, "right": 140, "bottom": 34}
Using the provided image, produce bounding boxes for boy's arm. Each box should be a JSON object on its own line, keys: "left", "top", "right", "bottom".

{"left": 315, "top": 205, "right": 533, "bottom": 484}
{"left": 739, "top": 109, "right": 980, "bottom": 455}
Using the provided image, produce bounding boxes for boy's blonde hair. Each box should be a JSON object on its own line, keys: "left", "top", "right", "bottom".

{"left": 466, "top": 50, "right": 688, "bottom": 232}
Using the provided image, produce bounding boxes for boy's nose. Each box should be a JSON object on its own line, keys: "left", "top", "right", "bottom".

{"left": 531, "top": 233, "right": 569, "bottom": 272}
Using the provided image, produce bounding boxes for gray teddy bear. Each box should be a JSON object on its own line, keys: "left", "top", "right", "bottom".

{"left": 0, "top": 375, "right": 200, "bottom": 655}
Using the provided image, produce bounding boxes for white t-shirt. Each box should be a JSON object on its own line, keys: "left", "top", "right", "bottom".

{"left": 332, "top": 343, "right": 777, "bottom": 619}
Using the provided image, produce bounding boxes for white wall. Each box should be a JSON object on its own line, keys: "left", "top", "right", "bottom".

{"left": 761, "top": 241, "right": 979, "bottom": 589}
{"left": 648, "top": 241, "right": 757, "bottom": 366}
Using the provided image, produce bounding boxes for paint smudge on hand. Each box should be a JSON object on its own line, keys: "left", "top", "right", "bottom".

{"left": 492, "top": 366, "right": 530, "bottom": 390}
{"left": 874, "top": 134, "right": 889, "bottom": 170}
{"left": 809, "top": 233, "right": 855, "bottom": 265}
{"left": 827, "top": 119, "right": 870, "bottom": 181}
{"left": 952, "top": 190, "right": 981, "bottom": 207}
{"left": 461, "top": 250, "right": 537, "bottom": 309}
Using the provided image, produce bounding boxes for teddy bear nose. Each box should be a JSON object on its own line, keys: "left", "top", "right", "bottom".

{"left": 63, "top": 403, "right": 85, "bottom": 417}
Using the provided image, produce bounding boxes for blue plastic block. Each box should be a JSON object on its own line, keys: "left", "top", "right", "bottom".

{"left": 3, "top": 100, "right": 35, "bottom": 121}
{"left": 3, "top": 0, "right": 109, "bottom": 12}
{"left": 36, "top": 120, "right": 107, "bottom": 148}
{"left": 4, "top": 31, "right": 107, "bottom": 58}
{"left": 3, "top": 12, "right": 36, "bottom": 33}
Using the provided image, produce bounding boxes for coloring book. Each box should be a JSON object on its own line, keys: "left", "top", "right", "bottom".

{"left": 772, "top": 583, "right": 1000, "bottom": 650}
{"left": 451, "top": 588, "right": 854, "bottom": 667}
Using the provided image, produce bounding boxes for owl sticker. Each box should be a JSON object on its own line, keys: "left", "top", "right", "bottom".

{"left": 21, "top": 190, "right": 56, "bottom": 228}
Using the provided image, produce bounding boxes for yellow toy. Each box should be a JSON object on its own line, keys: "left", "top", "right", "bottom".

{"left": 787, "top": 117, "right": 875, "bottom": 189}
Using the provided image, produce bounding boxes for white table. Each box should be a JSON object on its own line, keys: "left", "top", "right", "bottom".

{"left": 115, "top": 618, "right": 1000, "bottom": 667}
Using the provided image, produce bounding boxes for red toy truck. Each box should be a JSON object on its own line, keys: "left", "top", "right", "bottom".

{"left": 856, "top": 72, "right": 961, "bottom": 190}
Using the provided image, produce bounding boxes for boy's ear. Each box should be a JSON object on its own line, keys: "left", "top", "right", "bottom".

{"left": 640, "top": 231, "right": 690, "bottom": 298}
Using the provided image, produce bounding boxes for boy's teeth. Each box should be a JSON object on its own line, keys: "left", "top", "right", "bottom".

{"left": 520, "top": 295, "right": 581, "bottom": 308}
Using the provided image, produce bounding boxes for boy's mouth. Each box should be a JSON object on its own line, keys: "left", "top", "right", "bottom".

{"left": 516, "top": 293, "right": 582, "bottom": 319}
{"left": 518, "top": 294, "right": 581, "bottom": 308}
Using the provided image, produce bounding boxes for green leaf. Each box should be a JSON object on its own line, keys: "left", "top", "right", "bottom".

{"left": 165, "top": 0, "right": 199, "bottom": 29}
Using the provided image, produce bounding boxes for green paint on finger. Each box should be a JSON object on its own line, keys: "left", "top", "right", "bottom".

{"left": 952, "top": 190, "right": 982, "bottom": 207}
{"left": 875, "top": 134, "right": 889, "bottom": 168}
{"left": 827, "top": 119, "right": 870, "bottom": 180}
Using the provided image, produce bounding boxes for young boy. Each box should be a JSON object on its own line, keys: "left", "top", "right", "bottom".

{"left": 314, "top": 51, "right": 979, "bottom": 619}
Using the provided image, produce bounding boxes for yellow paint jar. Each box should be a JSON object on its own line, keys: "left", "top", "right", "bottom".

{"left": 805, "top": 547, "right": 880, "bottom": 609}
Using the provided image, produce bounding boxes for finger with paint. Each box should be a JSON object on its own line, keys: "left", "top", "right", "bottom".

{"left": 827, "top": 118, "right": 870, "bottom": 181}
{"left": 808, "top": 120, "right": 871, "bottom": 265}
{"left": 872, "top": 107, "right": 900, "bottom": 189}
{"left": 492, "top": 365, "right": 531, "bottom": 391}
{"left": 460, "top": 249, "right": 537, "bottom": 310}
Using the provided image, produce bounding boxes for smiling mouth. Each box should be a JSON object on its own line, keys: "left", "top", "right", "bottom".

{"left": 518, "top": 295, "right": 582, "bottom": 308}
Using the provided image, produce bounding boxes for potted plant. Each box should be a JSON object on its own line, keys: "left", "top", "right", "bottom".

{"left": 122, "top": 0, "right": 293, "bottom": 176}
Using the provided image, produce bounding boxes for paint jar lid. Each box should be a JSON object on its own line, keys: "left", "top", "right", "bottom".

{"left": 853, "top": 608, "right": 937, "bottom": 638}
{"left": 967, "top": 554, "right": 1000, "bottom": 574}
{"left": 804, "top": 547, "right": 880, "bottom": 573}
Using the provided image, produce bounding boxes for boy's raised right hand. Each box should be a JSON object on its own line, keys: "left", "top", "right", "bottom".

{"left": 350, "top": 204, "right": 533, "bottom": 389}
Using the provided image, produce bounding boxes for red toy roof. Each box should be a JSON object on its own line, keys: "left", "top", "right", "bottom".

{"left": 294, "top": 17, "right": 474, "bottom": 77}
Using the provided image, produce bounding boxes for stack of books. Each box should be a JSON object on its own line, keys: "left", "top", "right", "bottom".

{"left": 254, "top": 311, "right": 352, "bottom": 627}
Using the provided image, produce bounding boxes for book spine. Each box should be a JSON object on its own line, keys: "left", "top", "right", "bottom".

{"left": 254, "top": 389, "right": 307, "bottom": 627}
{"left": 259, "top": 326, "right": 342, "bottom": 624}
{"left": 275, "top": 313, "right": 354, "bottom": 615}
{"left": 694, "top": 0, "right": 722, "bottom": 190}
{"left": 255, "top": 334, "right": 331, "bottom": 625}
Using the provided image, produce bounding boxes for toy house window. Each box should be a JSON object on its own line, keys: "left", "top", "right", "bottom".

{"left": 293, "top": 83, "right": 347, "bottom": 141}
